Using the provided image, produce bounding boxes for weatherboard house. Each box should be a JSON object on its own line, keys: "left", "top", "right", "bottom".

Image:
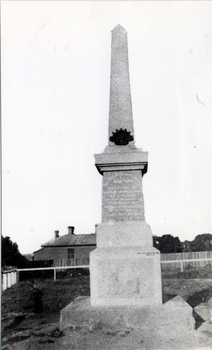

{"left": 33, "top": 226, "right": 96, "bottom": 266}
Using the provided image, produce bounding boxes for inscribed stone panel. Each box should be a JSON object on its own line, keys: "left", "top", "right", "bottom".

{"left": 102, "top": 170, "right": 144, "bottom": 221}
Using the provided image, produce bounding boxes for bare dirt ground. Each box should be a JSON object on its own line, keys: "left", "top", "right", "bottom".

{"left": 1, "top": 266, "right": 212, "bottom": 350}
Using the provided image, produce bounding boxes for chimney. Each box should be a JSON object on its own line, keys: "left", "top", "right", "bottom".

{"left": 68, "top": 226, "right": 75, "bottom": 235}
{"left": 54, "top": 230, "right": 59, "bottom": 239}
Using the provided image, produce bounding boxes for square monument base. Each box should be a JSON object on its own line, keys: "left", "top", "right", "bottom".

{"left": 90, "top": 246, "right": 162, "bottom": 307}
{"left": 60, "top": 296, "right": 195, "bottom": 332}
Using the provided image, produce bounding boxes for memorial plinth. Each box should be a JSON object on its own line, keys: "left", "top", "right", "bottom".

{"left": 90, "top": 145, "right": 162, "bottom": 307}
{"left": 90, "top": 246, "right": 162, "bottom": 307}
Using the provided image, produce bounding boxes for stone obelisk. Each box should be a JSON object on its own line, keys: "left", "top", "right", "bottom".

{"left": 109, "top": 24, "right": 134, "bottom": 144}
{"left": 90, "top": 24, "right": 162, "bottom": 307}
{"left": 60, "top": 26, "right": 196, "bottom": 335}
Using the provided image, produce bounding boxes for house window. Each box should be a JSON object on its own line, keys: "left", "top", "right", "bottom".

{"left": 67, "top": 249, "right": 74, "bottom": 259}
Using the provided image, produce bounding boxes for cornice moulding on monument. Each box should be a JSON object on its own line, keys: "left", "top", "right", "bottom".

{"left": 94, "top": 148, "right": 148, "bottom": 175}
{"left": 95, "top": 162, "right": 148, "bottom": 175}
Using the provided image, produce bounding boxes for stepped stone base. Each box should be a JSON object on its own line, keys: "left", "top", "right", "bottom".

{"left": 60, "top": 295, "right": 195, "bottom": 332}
{"left": 90, "top": 246, "right": 162, "bottom": 307}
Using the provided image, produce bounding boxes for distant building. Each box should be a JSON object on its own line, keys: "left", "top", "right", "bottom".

{"left": 33, "top": 226, "right": 96, "bottom": 266}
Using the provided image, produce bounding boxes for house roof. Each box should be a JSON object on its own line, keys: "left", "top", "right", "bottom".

{"left": 41, "top": 233, "right": 96, "bottom": 247}
{"left": 33, "top": 247, "right": 45, "bottom": 254}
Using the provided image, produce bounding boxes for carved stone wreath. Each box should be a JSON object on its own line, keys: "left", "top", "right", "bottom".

{"left": 110, "top": 128, "right": 134, "bottom": 145}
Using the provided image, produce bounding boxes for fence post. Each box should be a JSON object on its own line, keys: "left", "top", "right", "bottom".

{"left": 11, "top": 271, "right": 15, "bottom": 286}
{"left": 13, "top": 271, "right": 16, "bottom": 285}
{"left": 15, "top": 270, "right": 17, "bottom": 284}
{"left": 14, "top": 271, "right": 17, "bottom": 285}
{"left": 7, "top": 273, "right": 12, "bottom": 288}
{"left": 2, "top": 273, "right": 7, "bottom": 291}
{"left": 54, "top": 268, "right": 56, "bottom": 281}
{"left": 181, "top": 261, "right": 183, "bottom": 272}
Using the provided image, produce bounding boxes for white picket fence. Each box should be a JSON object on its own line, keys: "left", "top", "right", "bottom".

{"left": 161, "top": 251, "right": 212, "bottom": 271}
{"left": 2, "top": 270, "right": 18, "bottom": 291}
{"left": 2, "top": 251, "right": 212, "bottom": 290}
{"left": 1, "top": 265, "right": 90, "bottom": 290}
{"left": 17, "top": 265, "right": 89, "bottom": 282}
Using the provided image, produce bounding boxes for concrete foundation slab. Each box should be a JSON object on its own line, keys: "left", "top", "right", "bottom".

{"left": 194, "top": 303, "right": 212, "bottom": 322}
{"left": 197, "top": 320, "right": 212, "bottom": 336}
{"left": 60, "top": 296, "right": 195, "bottom": 333}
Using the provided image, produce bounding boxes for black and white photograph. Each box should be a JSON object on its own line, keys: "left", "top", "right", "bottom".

{"left": 1, "top": 1, "right": 212, "bottom": 349}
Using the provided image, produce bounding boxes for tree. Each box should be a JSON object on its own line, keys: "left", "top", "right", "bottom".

{"left": 153, "top": 234, "right": 182, "bottom": 254}
{"left": 1, "top": 235, "right": 28, "bottom": 268}
{"left": 183, "top": 233, "right": 212, "bottom": 252}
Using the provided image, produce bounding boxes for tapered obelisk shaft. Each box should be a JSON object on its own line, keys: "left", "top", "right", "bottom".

{"left": 109, "top": 24, "right": 134, "bottom": 146}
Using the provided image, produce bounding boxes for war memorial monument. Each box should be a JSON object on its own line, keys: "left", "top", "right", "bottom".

{"left": 60, "top": 25, "right": 196, "bottom": 335}
{"left": 90, "top": 24, "right": 162, "bottom": 308}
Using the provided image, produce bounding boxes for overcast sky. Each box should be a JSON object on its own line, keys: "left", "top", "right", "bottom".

{"left": 2, "top": 1, "right": 212, "bottom": 254}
